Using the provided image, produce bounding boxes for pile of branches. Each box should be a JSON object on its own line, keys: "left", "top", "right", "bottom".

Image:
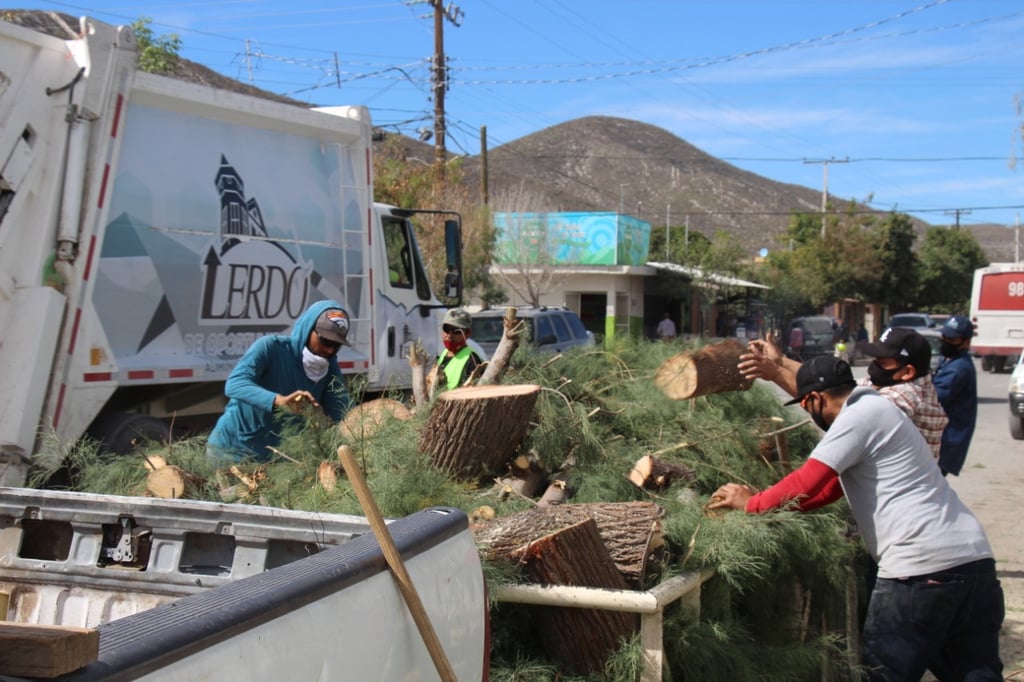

{"left": 29, "top": 336, "right": 867, "bottom": 681}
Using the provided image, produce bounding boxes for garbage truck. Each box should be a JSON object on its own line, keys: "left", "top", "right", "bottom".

{"left": 0, "top": 15, "right": 465, "bottom": 486}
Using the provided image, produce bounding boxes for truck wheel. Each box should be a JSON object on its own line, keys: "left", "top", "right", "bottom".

{"left": 1011, "top": 413, "right": 1024, "bottom": 441}
{"left": 981, "top": 356, "right": 993, "bottom": 372}
{"left": 993, "top": 357, "right": 1007, "bottom": 373}
{"left": 87, "top": 413, "right": 171, "bottom": 456}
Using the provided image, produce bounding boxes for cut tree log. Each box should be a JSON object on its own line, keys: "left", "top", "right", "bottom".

{"left": 419, "top": 384, "right": 540, "bottom": 479}
{"left": 144, "top": 456, "right": 204, "bottom": 499}
{"left": 408, "top": 340, "right": 430, "bottom": 410}
{"left": 536, "top": 472, "right": 572, "bottom": 507}
{"left": 474, "top": 501, "right": 665, "bottom": 589}
{"left": 654, "top": 338, "right": 754, "bottom": 400}
{"left": 628, "top": 454, "right": 696, "bottom": 491}
{"left": 338, "top": 398, "right": 412, "bottom": 441}
{"left": 478, "top": 306, "right": 524, "bottom": 386}
{"left": 317, "top": 460, "right": 339, "bottom": 492}
{"left": 0, "top": 622, "right": 99, "bottom": 678}
{"left": 493, "top": 454, "right": 547, "bottom": 501}
{"left": 510, "top": 519, "right": 638, "bottom": 674}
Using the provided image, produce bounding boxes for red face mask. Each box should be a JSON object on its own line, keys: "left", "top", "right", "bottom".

{"left": 443, "top": 337, "right": 466, "bottom": 353}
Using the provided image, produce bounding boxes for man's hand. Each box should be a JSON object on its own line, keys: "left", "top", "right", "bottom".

{"left": 708, "top": 482, "right": 758, "bottom": 511}
{"left": 275, "top": 390, "right": 319, "bottom": 414}
{"left": 738, "top": 339, "right": 783, "bottom": 381}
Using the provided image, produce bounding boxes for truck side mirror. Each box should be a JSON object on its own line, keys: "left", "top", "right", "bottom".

{"left": 444, "top": 218, "right": 463, "bottom": 304}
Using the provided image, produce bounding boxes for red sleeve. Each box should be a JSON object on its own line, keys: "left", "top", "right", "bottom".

{"left": 744, "top": 458, "right": 842, "bottom": 513}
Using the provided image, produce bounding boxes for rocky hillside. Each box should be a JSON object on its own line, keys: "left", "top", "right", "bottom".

{"left": 6, "top": 9, "right": 1014, "bottom": 263}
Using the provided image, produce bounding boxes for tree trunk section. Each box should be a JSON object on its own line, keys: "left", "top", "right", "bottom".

{"left": 419, "top": 384, "right": 540, "bottom": 479}
{"left": 493, "top": 454, "right": 547, "bottom": 500}
{"left": 408, "top": 341, "right": 429, "bottom": 410}
{"left": 474, "top": 501, "right": 664, "bottom": 589}
{"left": 478, "top": 307, "right": 524, "bottom": 386}
{"left": 338, "top": 398, "right": 412, "bottom": 441}
{"left": 144, "top": 459, "right": 203, "bottom": 499}
{"left": 628, "top": 454, "right": 695, "bottom": 491}
{"left": 511, "top": 519, "right": 638, "bottom": 674}
{"left": 654, "top": 338, "right": 753, "bottom": 400}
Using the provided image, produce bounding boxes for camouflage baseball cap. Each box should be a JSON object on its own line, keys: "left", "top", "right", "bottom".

{"left": 442, "top": 308, "right": 472, "bottom": 330}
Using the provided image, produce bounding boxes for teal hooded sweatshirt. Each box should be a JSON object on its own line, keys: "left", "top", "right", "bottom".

{"left": 208, "top": 300, "right": 351, "bottom": 462}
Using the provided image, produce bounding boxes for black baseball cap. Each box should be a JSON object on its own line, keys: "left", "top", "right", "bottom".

{"left": 784, "top": 356, "right": 857, "bottom": 405}
{"left": 859, "top": 327, "right": 932, "bottom": 377}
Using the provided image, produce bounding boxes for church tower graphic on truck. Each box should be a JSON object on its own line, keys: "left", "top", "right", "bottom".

{"left": 200, "top": 156, "right": 317, "bottom": 329}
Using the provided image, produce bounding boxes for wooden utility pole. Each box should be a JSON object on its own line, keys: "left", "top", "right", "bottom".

{"left": 944, "top": 208, "right": 972, "bottom": 228}
{"left": 804, "top": 157, "right": 848, "bottom": 238}
{"left": 481, "top": 125, "right": 489, "bottom": 205}
{"left": 430, "top": 0, "right": 463, "bottom": 173}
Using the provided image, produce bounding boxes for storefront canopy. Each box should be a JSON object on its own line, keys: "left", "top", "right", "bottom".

{"left": 647, "top": 261, "right": 770, "bottom": 290}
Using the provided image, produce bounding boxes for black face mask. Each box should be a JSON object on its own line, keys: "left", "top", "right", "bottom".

{"left": 940, "top": 340, "right": 962, "bottom": 358}
{"left": 867, "top": 361, "right": 901, "bottom": 387}
{"left": 807, "top": 394, "right": 830, "bottom": 432}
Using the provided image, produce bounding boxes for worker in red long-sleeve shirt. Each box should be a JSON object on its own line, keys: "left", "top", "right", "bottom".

{"left": 708, "top": 356, "right": 1003, "bottom": 682}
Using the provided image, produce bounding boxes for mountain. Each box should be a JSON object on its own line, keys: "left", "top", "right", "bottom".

{"left": 465, "top": 116, "right": 830, "bottom": 256}
{"left": 7, "top": 9, "right": 1015, "bottom": 263}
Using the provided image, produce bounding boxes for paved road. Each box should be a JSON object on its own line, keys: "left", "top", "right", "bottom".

{"left": 943, "top": 360, "right": 1024, "bottom": 677}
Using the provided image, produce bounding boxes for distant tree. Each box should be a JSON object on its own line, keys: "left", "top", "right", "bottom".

{"left": 916, "top": 226, "right": 989, "bottom": 313}
{"left": 761, "top": 209, "right": 884, "bottom": 311}
{"left": 487, "top": 184, "right": 565, "bottom": 308}
{"left": 869, "top": 212, "right": 919, "bottom": 308}
{"left": 131, "top": 17, "right": 181, "bottom": 75}
{"left": 372, "top": 137, "right": 496, "bottom": 303}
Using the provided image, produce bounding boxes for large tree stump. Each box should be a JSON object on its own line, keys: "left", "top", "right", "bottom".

{"left": 474, "top": 501, "right": 664, "bottom": 589}
{"left": 419, "top": 384, "right": 540, "bottom": 479}
{"left": 654, "top": 338, "right": 753, "bottom": 400}
{"left": 511, "top": 519, "right": 638, "bottom": 674}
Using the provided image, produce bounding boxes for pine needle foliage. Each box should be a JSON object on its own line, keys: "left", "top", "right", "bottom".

{"left": 29, "top": 336, "right": 868, "bottom": 680}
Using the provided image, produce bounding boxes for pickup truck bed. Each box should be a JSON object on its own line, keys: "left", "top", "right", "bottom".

{"left": 0, "top": 488, "right": 487, "bottom": 680}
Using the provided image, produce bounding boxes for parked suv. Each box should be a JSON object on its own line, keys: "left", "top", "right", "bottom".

{"left": 887, "top": 312, "right": 938, "bottom": 330}
{"left": 469, "top": 306, "right": 595, "bottom": 357}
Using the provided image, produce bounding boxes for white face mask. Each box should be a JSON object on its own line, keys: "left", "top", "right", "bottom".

{"left": 302, "top": 346, "right": 329, "bottom": 381}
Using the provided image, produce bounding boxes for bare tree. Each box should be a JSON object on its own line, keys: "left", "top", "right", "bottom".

{"left": 489, "top": 183, "right": 566, "bottom": 307}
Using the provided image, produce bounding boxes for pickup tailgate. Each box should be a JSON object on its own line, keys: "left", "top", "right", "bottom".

{"left": 0, "top": 488, "right": 487, "bottom": 680}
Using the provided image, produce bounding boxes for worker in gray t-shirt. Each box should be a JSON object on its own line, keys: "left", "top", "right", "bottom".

{"left": 709, "top": 356, "right": 1003, "bottom": 681}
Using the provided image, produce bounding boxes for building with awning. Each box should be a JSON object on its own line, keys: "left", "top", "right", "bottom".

{"left": 488, "top": 212, "right": 770, "bottom": 341}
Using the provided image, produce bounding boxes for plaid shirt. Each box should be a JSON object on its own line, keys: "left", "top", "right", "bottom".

{"left": 857, "top": 376, "right": 948, "bottom": 459}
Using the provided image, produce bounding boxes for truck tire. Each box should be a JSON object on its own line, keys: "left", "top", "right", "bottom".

{"left": 993, "top": 356, "right": 1007, "bottom": 373}
{"left": 981, "top": 356, "right": 993, "bottom": 372}
{"left": 87, "top": 413, "right": 171, "bottom": 456}
{"left": 1011, "top": 413, "right": 1024, "bottom": 441}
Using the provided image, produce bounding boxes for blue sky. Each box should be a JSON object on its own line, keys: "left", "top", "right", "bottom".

{"left": 36, "top": 0, "right": 1024, "bottom": 229}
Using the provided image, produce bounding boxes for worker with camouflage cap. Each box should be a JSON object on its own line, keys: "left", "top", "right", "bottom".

{"left": 429, "top": 308, "right": 483, "bottom": 393}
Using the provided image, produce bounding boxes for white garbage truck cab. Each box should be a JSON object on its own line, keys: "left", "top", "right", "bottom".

{"left": 0, "top": 16, "right": 464, "bottom": 486}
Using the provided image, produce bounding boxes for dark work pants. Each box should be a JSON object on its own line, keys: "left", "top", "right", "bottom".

{"left": 860, "top": 558, "right": 1004, "bottom": 681}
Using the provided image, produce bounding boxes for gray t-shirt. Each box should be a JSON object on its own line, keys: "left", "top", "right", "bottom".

{"left": 811, "top": 386, "right": 992, "bottom": 579}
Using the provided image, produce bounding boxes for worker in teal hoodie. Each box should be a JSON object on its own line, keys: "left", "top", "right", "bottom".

{"left": 207, "top": 300, "right": 353, "bottom": 462}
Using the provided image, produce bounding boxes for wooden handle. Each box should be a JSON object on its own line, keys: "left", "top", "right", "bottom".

{"left": 337, "top": 445, "right": 458, "bottom": 682}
